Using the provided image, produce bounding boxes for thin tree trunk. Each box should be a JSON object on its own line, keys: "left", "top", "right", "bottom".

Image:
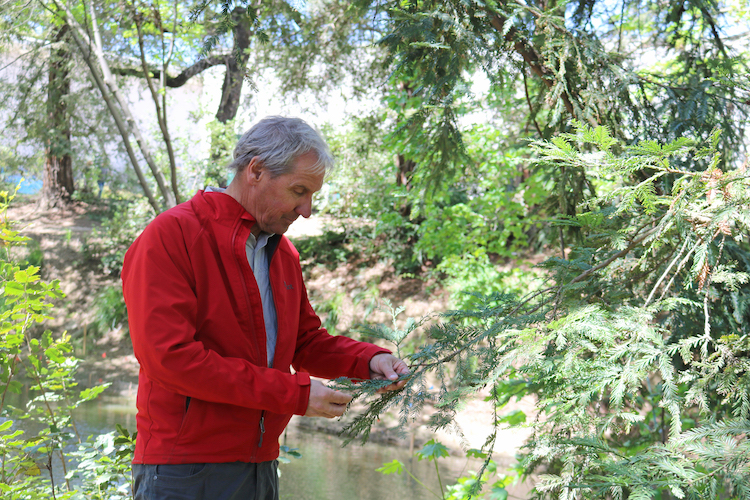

{"left": 86, "top": 0, "right": 175, "bottom": 207}
{"left": 394, "top": 81, "right": 416, "bottom": 216}
{"left": 208, "top": 6, "right": 253, "bottom": 188}
{"left": 43, "top": 22, "right": 74, "bottom": 208}
{"left": 163, "top": 0, "right": 180, "bottom": 202}
{"left": 132, "top": 1, "right": 180, "bottom": 203}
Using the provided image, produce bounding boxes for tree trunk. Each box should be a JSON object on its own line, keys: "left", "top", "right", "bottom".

{"left": 215, "top": 7, "right": 252, "bottom": 123}
{"left": 43, "top": 23, "right": 74, "bottom": 208}
{"left": 394, "top": 81, "right": 416, "bottom": 216}
{"left": 207, "top": 6, "right": 253, "bottom": 188}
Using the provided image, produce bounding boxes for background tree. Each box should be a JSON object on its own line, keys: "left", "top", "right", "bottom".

{"left": 42, "top": 19, "right": 74, "bottom": 207}
{"left": 353, "top": 0, "right": 749, "bottom": 191}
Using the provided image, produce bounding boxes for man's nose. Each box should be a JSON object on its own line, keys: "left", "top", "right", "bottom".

{"left": 296, "top": 195, "right": 313, "bottom": 218}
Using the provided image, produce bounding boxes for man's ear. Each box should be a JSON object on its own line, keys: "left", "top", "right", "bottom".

{"left": 246, "top": 156, "right": 264, "bottom": 184}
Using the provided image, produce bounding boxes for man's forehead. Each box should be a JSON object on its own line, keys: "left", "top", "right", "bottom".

{"left": 289, "top": 170, "right": 325, "bottom": 192}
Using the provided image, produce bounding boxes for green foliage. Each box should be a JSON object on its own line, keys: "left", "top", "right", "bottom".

{"left": 354, "top": 299, "right": 423, "bottom": 360}
{"left": 320, "top": 117, "right": 396, "bottom": 218}
{"left": 92, "top": 285, "right": 128, "bottom": 336}
{"left": 295, "top": 230, "right": 356, "bottom": 270}
{"left": 17, "top": 237, "right": 44, "bottom": 272}
{"left": 0, "top": 190, "right": 133, "bottom": 497}
{"left": 83, "top": 196, "right": 154, "bottom": 276}
{"left": 378, "top": 440, "right": 515, "bottom": 500}
{"left": 349, "top": 0, "right": 749, "bottom": 195}
{"left": 278, "top": 444, "right": 302, "bottom": 465}
{"left": 204, "top": 119, "right": 238, "bottom": 188}
{"left": 342, "top": 126, "right": 750, "bottom": 498}
{"left": 67, "top": 425, "right": 136, "bottom": 500}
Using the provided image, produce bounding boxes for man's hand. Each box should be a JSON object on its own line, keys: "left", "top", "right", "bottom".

{"left": 369, "top": 353, "right": 410, "bottom": 393}
{"left": 304, "top": 379, "right": 352, "bottom": 418}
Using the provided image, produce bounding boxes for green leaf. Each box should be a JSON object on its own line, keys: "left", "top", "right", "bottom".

{"left": 498, "top": 409, "right": 527, "bottom": 425}
{"left": 45, "top": 347, "right": 65, "bottom": 363}
{"left": 488, "top": 487, "right": 509, "bottom": 500}
{"left": 377, "top": 459, "right": 405, "bottom": 475}
{"left": 5, "top": 380, "right": 22, "bottom": 394}
{"left": 22, "top": 463, "right": 41, "bottom": 476}
{"left": 417, "top": 439, "right": 449, "bottom": 461}
{"left": 3, "top": 282, "right": 24, "bottom": 295}
{"left": 279, "top": 445, "right": 302, "bottom": 458}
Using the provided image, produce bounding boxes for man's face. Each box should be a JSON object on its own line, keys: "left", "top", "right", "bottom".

{"left": 243, "top": 151, "right": 325, "bottom": 235}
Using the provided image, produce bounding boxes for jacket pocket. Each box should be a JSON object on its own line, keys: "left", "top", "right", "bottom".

{"left": 170, "top": 399, "right": 262, "bottom": 459}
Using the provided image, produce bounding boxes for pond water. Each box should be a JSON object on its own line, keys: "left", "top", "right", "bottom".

{"left": 71, "top": 396, "right": 533, "bottom": 499}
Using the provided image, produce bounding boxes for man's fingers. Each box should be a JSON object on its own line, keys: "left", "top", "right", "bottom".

{"left": 330, "top": 390, "right": 353, "bottom": 405}
{"left": 376, "top": 378, "right": 407, "bottom": 394}
{"left": 370, "top": 353, "right": 411, "bottom": 382}
{"left": 380, "top": 363, "right": 398, "bottom": 380}
{"left": 305, "top": 380, "right": 352, "bottom": 418}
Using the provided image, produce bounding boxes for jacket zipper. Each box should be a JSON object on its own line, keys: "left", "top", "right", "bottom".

{"left": 230, "top": 222, "right": 268, "bottom": 456}
{"left": 258, "top": 411, "right": 266, "bottom": 447}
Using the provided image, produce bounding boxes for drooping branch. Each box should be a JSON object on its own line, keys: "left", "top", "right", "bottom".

{"left": 85, "top": 0, "right": 175, "bottom": 208}
{"left": 486, "top": 11, "right": 576, "bottom": 118}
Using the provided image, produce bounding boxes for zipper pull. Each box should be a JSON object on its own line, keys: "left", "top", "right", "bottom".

{"left": 258, "top": 414, "right": 265, "bottom": 447}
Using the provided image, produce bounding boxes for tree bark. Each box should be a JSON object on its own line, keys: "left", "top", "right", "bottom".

{"left": 215, "top": 7, "right": 252, "bottom": 123}
{"left": 43, "top": 23, "right": 74, "bottom": 208}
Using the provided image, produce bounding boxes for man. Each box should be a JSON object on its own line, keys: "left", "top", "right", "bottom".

{"left": 122, "top": 116, "right": 409, "bottom": 500}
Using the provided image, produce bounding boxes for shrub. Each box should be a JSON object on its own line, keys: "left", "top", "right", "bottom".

{"left": 338, "top": 125, "right": 750, "bottom": 499}
{"left": 0, "top": 190, "right": 133, "bottom": 498}
{"left": 83, "top": 196, "right": 154, "bottom": 276}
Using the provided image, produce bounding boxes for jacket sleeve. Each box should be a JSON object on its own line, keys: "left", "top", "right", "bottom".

{"left": 291, "top": 265, "right": 390, "bottom": 380}
{"left": 122, "top": 215, "right": 311, "bottom": 416}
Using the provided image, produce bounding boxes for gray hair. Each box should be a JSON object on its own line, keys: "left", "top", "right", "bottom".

{"left": 229, "top": 116, "right": 334, "bottom": 177}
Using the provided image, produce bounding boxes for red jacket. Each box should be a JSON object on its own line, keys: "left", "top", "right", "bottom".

{"left": 122, "top": 191, "right": 388, "bottom": 464}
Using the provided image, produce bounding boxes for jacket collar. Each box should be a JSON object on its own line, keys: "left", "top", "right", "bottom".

{"left": 192, "top": 189, "right": 257, "bottom": 229}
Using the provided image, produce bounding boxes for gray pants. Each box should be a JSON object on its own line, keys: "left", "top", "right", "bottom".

{"left": 132, "top": 461, "right": 279, "bottom": 500}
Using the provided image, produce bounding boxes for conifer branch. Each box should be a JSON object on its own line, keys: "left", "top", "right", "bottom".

{"left": 569, "top": 225, "right": 660, "bottom": 285}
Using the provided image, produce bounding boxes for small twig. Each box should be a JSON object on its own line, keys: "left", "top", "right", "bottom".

{"left": 413, "top": 286, "right": 557, "bottom": 370}
{"left": 522, "top": 66, "right": 544, "bottom": 137}
{"left": 657, "top": 240, "right": 700, "bottom": 303}
{"left": 435, "top": 459, "right": 446, "bottom": 499}
{"left": 645, "top": 237, "right": 689, "bottom": 307}
{"left": 703, "top": 231, "right": 726, "bottom": 338}
{"left": 47, "top": 454, "right": 57, "bottom": 500}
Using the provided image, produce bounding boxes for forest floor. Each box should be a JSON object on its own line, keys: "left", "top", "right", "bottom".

{"left": 7, "top": 195, "right": 534, "bottom": 464}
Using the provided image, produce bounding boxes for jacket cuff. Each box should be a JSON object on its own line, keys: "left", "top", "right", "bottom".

{"left": 293, "top": 371, "right": 311, "bottom": 416}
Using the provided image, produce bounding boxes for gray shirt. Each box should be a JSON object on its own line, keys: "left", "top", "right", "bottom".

{"left": 205, "top": 187, "right": 277, "bottom": 367}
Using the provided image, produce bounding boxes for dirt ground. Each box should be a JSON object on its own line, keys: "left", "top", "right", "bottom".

{"left": 7, "top": 196, "right": 534, "bottom": 463}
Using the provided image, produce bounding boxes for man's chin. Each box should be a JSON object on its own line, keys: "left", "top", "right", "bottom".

{"left": 274, "top": 219, "right": 297, "bottom": 234}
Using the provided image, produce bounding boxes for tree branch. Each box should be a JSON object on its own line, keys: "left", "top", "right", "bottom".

{"left": 111, "top": 54, "right": 228, "bottom": 87}
{"left": 570, "top": 225, "right": 660, "bottom": 285}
